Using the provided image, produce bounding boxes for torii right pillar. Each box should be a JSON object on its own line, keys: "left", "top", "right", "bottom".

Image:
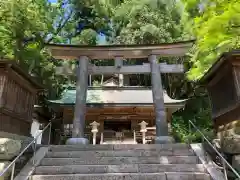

{"left": 149, "top": 54, "right": 174, "bottom": 144}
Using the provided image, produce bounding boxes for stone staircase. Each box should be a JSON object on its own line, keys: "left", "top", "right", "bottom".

{"left": 32, "top": 144, "right": 211, "bottom": 180}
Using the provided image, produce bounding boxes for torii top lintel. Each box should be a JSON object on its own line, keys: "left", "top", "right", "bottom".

{"left": 45, "top": 40, "right": 194, "bottom": 60}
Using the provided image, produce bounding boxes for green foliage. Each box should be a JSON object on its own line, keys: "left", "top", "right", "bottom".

{"left": 181, "top": 0, "right": 240, "bottom": 80}
{"left": 0, "top": 0, "right": 65, "bottom": 100}
{"left": 68, "top": 0, "right": 112, "bottom": 40}
{"left": 0, "top": 0, "right": 214, "bottom": 141}
{"left": 111, "top": 0, "right": 184, "bottom": 44}
{"left": 0, "top": 0, "right": 113, "bottom": 99}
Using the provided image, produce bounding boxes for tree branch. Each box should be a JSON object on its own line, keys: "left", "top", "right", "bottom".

{"left": 46, "top": 10, "right": 73, "bottom": 43}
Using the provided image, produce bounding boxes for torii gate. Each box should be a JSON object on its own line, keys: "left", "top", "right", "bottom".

{"left": 46, "top": 41, "right": 193, "bottom": 144}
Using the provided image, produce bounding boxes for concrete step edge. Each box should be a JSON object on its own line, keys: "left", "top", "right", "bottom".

{"left": 46, "top": 150, "right": 195, "bottom": 157}
{"left": 32, "top": 173, "right": 211, "bottom": 180}
{"left": 34, "top": 164, "right": 206, "bottom": 174}
{"left": 35, "top": 164, "right": 205, "bottom": 167}
{"left": 49, "top": 144, "right": 191, "bottom": 151}
{"left": 42, "top": 155, "right": 197, "bottom": 159}
{"left": 39, "top": 157, "right": 199, "bottom": 165}
{"left": 32, "top": 172, "right": 210, "bottom": 176}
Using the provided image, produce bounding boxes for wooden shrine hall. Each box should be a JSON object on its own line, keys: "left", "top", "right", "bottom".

{"left": 46, "top": 41, "right": 193, "bottom": 145}
{"left": 48, "top": 81, "right": 186, "bottom": 144}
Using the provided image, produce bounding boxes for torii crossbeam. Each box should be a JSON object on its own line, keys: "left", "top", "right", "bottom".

{"left": 46, "top": 40, "right": 193, "bottom": 145}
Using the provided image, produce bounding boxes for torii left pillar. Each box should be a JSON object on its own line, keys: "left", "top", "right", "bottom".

{"left": 66, "top": 56, "right": 89, "bottom": 145}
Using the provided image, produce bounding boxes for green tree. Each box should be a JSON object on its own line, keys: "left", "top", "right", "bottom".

{"left": 0, "top": 0, "right": 113, "bottom": 99}
{"left": 111, "top": 0, "right": 184, "bottom": 44}
{"left": 181, "top": 0, "right": 240, "bottom": 80}
{"left": 0, "top": 0, "right": 64, "bottom": 99}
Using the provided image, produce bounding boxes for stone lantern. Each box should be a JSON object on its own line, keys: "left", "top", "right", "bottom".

{"left": 139, "top": 121, "right": 148, "bottom": 144}
{"left": 90, "top": 121, "right": 100, "bottom": 145}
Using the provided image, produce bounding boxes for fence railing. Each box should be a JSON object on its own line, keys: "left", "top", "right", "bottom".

{"left": 0, "top": 121, "right": 52, "bottom": 180}
{"left": 188, "top": 120, "right": 240, "bottom": 180}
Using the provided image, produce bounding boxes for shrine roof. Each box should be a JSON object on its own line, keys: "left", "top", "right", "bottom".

{"left": 200, "top": 50, "right": 240, "bottom": 83}
{"left": 0, "top": 60, "right": 44, "bottom": 89}
{"left": 46, "top": 40, "right": 194, "bottom": 59}
{"left": 48, "top": 87, "right": 187, "bottom": 108}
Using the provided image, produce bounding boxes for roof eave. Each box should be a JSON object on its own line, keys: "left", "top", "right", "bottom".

{"left": 199, "top": 50, "right": 240, "bottom": 84}
{"left": 0, "top": 60, "right": 44, "bottom": 90}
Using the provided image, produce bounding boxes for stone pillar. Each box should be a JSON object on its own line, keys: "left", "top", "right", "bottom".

{"left": 66, "top": 56, "right": 89, "bottom": 145}
{"left": 149, "top": 54, "right": 173, "bottom": 144}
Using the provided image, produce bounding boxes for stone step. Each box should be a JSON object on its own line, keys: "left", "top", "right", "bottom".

{"left": 32, "top": 172, "right": 211, "bottom": 180}
{"left": 46, "top": 149, "right": 195, "bottom": 158}
{"left": 40, "top": 156, "right": 199, "bottom": 166}
{"left": 49, "top": 144, "right": 190, "bottom": 152}
{"left": 35, "top": 164, "right": 206, "bottom": 174}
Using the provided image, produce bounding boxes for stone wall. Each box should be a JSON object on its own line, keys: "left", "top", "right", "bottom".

{"left": 0, "top": 138, "right": 21, "bottom": 180}
{"left": 0, "top": 131, "right": 33, "bottom": 150}
{"left": 217, "top": 120, "right": 240, "bottom": 173}
{"left": 217, "top": 120, "right": 240, "bottom": 154}
{"left": 0, "top": 131, "right": 34, "bottom": 180}
{"left": 232, "top": 155, "right": 240, "bottom": 172}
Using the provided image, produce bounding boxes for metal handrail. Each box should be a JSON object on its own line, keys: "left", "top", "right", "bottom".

{"left": 188, "top": 120, "right": 240, "bottom": 179}
{"left": 0, "top": 121, "right": 52, "bottom": 179}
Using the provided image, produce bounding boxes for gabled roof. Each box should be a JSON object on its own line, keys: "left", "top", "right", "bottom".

{"left": 102, "top": 77, "right": 119, "bottom": 86}
{"left": 200, "top": 50, "right": 240, "bottom": 83}
{"left": 48, "top": 87, "right": 187, "bottom": 108}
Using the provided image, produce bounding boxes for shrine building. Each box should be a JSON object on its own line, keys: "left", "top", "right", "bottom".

{"left": 46, "top": 41, "right": 193, "bottom": 144}
{"left": 48, "top": 78, "right": 186, "bottom": 144}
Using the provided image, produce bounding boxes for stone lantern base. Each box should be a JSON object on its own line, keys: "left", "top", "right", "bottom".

{"left": 154, "top": 136, "right": 174, "bottom": 144}
{"left": 66, "top": 138, "right": 89, "bottom": 145}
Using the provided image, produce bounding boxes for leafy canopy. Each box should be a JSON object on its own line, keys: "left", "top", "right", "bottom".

{"left": 111, "top": 0, "right": 184, "bottom": 44}
{"left": 182, "top": 0, "right": 240, "bottom": 80}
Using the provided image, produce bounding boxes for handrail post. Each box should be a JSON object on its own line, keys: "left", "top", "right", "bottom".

{"left": 32, "top": 139, "right": 37, "bottom": 165}
{"left": 188, "top": 120, "right": 240, "bottom": 180}
{"left": 48, "top": 122, "right": 52, "bottom": 145}
{"left": 222, "top": 157, "right": 228, "bottom": 180}
{"left": 201, "top": 135, "right": 207, "bottom": 159}
{"left": 10, "top": 162, "right": 15, "bottom": 180}
{"left": 220, "top": 137, "right": 228, "bottom": 180}
{"left": 188, "top": 121, "right": 191, "bottom": 134}
{"left": 188, "top": 121, "right": 191, "bottom": 144}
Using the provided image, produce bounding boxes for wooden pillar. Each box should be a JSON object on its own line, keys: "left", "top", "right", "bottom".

{"left": 66, "top": 56, "right": 89, "bottom": 144}
{"left": 149, "top": 54, "right": 173, "bottom": 143}
{"left": 123, "top": 75, "right": 130, "bottom": 86}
